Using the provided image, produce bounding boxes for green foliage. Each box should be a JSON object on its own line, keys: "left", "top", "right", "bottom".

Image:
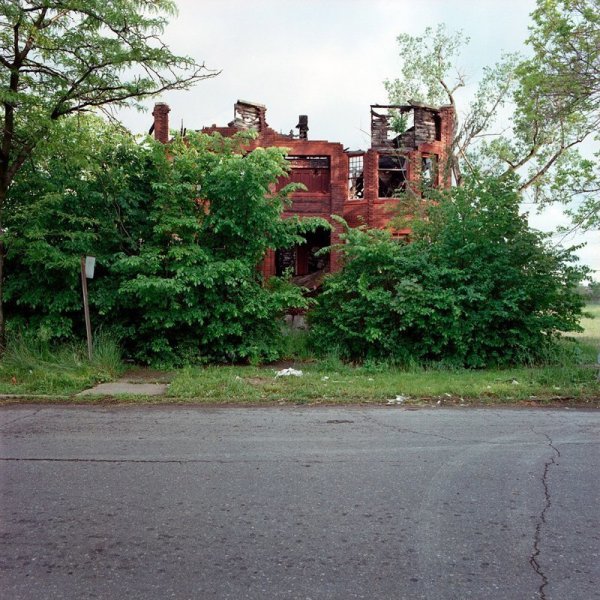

{"left": 310, "top": 176, "right": 589, "bottom": 367}
{"left": 516, "top": 0, "right": 600, "bottom": 229}
{"left": 107, "top": 133, "right": 313, "bottom": 365}
{"left": 385, "top": 5, "right": 600, "bottom": 230}
{"left": 0, "top": 329, "right": 123, "bottom": 394}
{"left": 0, "top": 0, "right": 217, "bottom": 347}
{"left": 6, "top": 117, "right": 323, "bottom": 366}
{"left": 586, "top": 282, "right": 600, "bottom": 303}
{"left": 5, "top": 116, "right": 151, "bottom": 340}
{"left": 274, "top": 327, "right": 314, "bottom": 362}
{"left": 0, "top": 0, "right": 214, "bottom": 191}
{"left": 524, "top": 0, "right": 599, "bottom": 116}
{"left": 384, "top": 24, "right": 469, "bottom": 107}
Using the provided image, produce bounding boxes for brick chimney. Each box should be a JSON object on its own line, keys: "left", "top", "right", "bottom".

{"left": 437, "top": 104, "right": 457, "bottom": 186}
{"left": 296, "top": 115, "right": 309, "bottom": 140}
{"left": 152, "top": 102, "right": 171, "bottom": 143}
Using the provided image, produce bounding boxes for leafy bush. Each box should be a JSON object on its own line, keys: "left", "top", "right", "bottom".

{"left": 5, "top": 117, "right": 151, "bottom": 341}
{"left": 310, "top": 176, "right": 588, "bottom": 367}
{"left": 6, "top": 117, "right": 324, "bottom": 366}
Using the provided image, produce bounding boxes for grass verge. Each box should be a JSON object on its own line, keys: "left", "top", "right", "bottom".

{"left": 1, "top": 306, "right": 598, "bottom": 406}
{"left": 0, "top": 331, "right": 123, "bottom": 395}
{"left": 163, "top": 359, "right": 599, "bottom": 406}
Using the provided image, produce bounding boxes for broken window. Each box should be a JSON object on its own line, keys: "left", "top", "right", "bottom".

{"left": 371, "top": 106, "right": 414, "bottom": 147}
{"left": 275, "top": 228, "right": 330, "bottom": 277}
{"left": 276, "top": 248, "right": 296, "bottom": 276}
{"left": 348, "top": 154, "right": 364, "bottom": 199}
{"left": 421, "top": 154, "right": 438, "bottom": 195}
{"left": 378, "top": 154, "right": 407, "bottom": 197}
{"left": 278, "top": 155, "right": 330, "bottom": 193}
{"left": 434, "top": 114, "right": 442, "bottom": 141}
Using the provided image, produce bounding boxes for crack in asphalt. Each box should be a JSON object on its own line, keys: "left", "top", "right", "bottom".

{"left": 358, "top": 410, "right": 459, "bottom": 442}
{"left": 0, "top": 457, "right": 304, "bottom": 465}
{"left": 0, "top": 457, "right": 207, "bottom": 464}
{"left": 358, "top": 410, "right": 527, "bottom": 446}
{"left": 0, "top": 457, "right": 396, "bottom": 465}
{"left": 529, "top": 430, "right": 561, "bottom": 600}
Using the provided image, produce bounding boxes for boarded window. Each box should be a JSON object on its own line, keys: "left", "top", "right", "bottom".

{"left": 278, "top": 155, "right": 330, "bottom": 193}
{"left": 378, "top": 154, "right": 407, "bottom": 197}
{"left": 348, "top": 154, "right": 364, "bottom": 199}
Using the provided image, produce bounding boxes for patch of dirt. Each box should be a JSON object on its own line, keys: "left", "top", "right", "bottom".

{"left": 120, "top": 368, "right": 174, "bottom": 384}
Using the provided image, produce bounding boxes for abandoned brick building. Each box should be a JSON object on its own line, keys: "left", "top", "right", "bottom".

{"left": 151, "top": 99, "right": 455, "bottom": 283}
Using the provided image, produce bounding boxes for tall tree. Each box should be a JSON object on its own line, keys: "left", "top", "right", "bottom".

{"left": 384, "top": 24, "right": 519, "bottom": 186}
{"left": 518, "top": 0, "right": 600, "bottom": 230}
{"left": 384, "top": 1, "right": 599, "bottom": 230}
{"left": 525, "top": 0, "right": 599, "bottom": 119}
{"left": 0, "top": 0, "right": 217, "bottom": 348}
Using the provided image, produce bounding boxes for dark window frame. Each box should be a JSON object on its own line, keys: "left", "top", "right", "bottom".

{"left": 378, "top": 153, "right": 408, "bottom": 198}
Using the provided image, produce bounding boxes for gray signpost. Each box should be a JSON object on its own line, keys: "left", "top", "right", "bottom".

{"left": 80, "top": 256, "right": 95, "bottom": 360}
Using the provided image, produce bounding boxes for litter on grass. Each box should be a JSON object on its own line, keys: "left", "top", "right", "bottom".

{"left": 275, "top": 368, "right": 303, "bottom": 378}
{"left": 387, "top": 395, "right": 407, "bottom": 405}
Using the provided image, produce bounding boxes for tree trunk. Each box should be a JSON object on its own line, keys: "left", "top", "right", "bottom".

{"left": 0, "top": 239, "right": 4, "bottom": 353}
{"left": 0, "top": 182, "right": 6, "bottom": 353}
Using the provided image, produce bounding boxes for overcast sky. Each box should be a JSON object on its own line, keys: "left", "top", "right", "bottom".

{"left": 117, "top": 0, "right": 599, "bottom": 279}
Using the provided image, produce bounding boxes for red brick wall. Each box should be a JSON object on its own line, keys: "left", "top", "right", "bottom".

{"left": 221, "top": 131, "right": 350, "bottom": 278}
{"left": 152, "top": 103, "right": 171, "bottom": 144}
{"left": 438, "top": 105, "right": 456, "bottom": 186}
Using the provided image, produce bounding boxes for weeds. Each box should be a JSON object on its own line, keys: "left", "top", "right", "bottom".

{"left": 276, "top": 327, "right": 313, "bottom": 361}
{"left": 0, "top": 330, "right": 124, "bottom": 394}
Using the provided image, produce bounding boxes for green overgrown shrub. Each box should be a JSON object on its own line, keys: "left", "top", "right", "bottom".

{"left": 5, "top": 117, "right": 325, "bottom": 366}
{"left": 310, "top": 175, "right": 588, "bottom": 367}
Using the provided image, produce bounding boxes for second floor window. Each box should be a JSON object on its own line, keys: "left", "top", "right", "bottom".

{"left": 378, "top": 154, "right": 407, "bottom": 197}
{"left": 277, "top": 155, "right": 330, "bottom": 193}
{"left": 421, "top": 154, "right": 438, "bottom": 195}
{"left": 348, "top": 154, "right": 364, "bottom": 199}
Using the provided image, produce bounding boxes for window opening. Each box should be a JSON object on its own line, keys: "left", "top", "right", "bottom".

{"left": 389, "top": 108, "right": 414, "bottom": 139}
{"left": 421, "top": 154, "right": 438, "bottom": 195}
{"left": 276, "top": 248, "right": 296, "bottom": 276}
{"left": 348, "top": 155, "right": 364, "bottom": 199}
{"left": 378, "top": 154, "right": 407, "bottom": 197}
{"left": 275, "top": 228, "right": 330, "bottom": 277}
{"left": 434, "top": 114, "right": 442, "bottom": 141}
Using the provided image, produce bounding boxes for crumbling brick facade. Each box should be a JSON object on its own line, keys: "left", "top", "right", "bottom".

{"left": 151, "top": 99, "right": 455, "bottom": 280}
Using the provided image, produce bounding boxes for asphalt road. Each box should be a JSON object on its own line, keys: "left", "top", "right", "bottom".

{"left": 0, "top": 406, "right": 598, "bottom": 600}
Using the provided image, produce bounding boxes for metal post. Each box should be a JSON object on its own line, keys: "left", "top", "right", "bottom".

{"left": 80, "top": 256, "right": 93, "bottom": 361}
